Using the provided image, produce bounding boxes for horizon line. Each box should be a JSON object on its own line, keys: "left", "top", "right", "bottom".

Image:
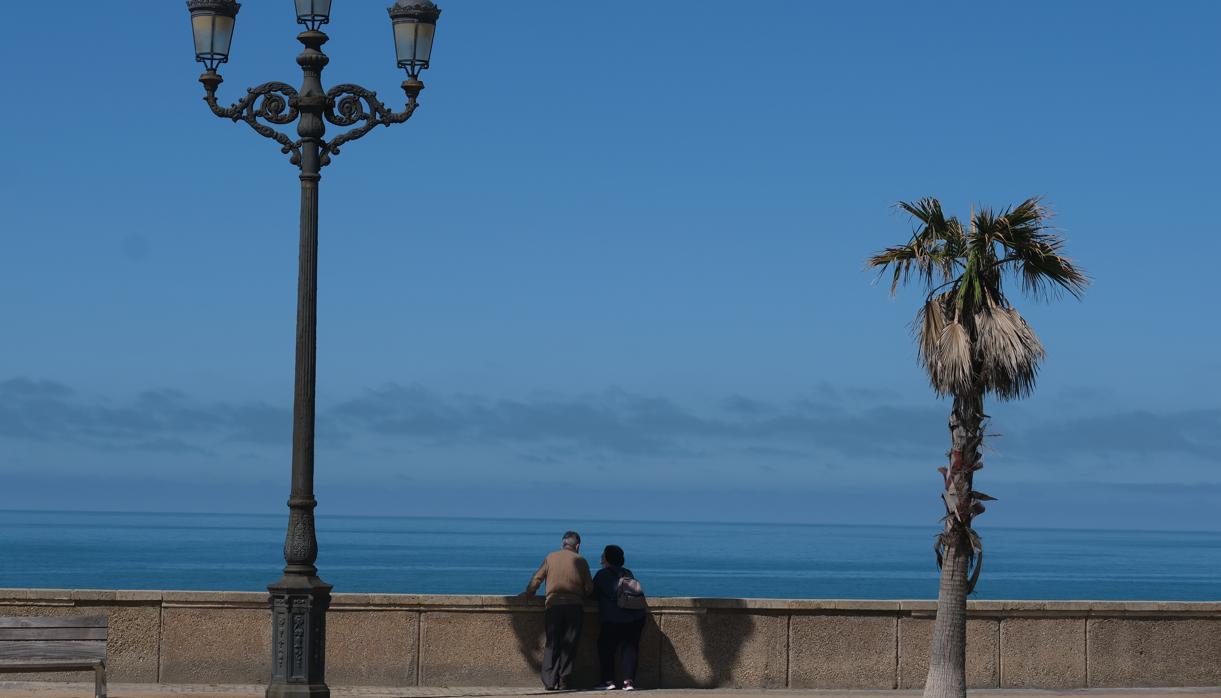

{"left": 3, "top": 507, "right": 1219, "bottom": 536}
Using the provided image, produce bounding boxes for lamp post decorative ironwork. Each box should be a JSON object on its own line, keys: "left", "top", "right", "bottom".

{"left": 185, "top": 2, "right": 440, "bottom": 696}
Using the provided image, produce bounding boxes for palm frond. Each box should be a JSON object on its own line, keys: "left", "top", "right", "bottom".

{"left": 970, "top": 207, "right": 995, "bottom": 250}
{"left": 991, "top": 197, "right": 1089, "bottom": 299}
{"left": 1016, "top": 248, "right": 1089, "bottom": 300}
{"left": 867, "top": 242, "right": 957, "bottom": 296}
{"left": 974, "top": 306, "right": 1046, "bottom": 400}
{"left": 913, "top": 294, "right": 950, "bottom": 370}
{"left": 868, "top": 198, "right": 962, "bottom": 295}
{"left": 867, "top": 243, "right": 922, "bottom": 295}
{"left": 897, "top": 198, "right": 947, "bottom": 233}
{"left": 899, "top": 198, "right": 968, "bottom": 255}
{"left": 925, "top": 321, "right": 973, "bottom": 397}
{"left": 956, "top": 251, "right": 992, "bottom": 315}
{"left": 997, "top": 197, "right": 1049, "bottom": 232}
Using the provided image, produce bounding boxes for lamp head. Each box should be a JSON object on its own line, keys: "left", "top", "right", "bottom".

{"left": 187, "top": 0, "right": 241, "bottom": 72}
{"left": 388, "top": 0, "right": 441, "bottom": 78}
{"left": 295, "top": 0, "right": 333, "bottom": 32}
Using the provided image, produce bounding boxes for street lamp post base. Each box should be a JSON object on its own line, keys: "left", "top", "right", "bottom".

{"left": 266, "top": 574, "right": 332, "bottom": 698}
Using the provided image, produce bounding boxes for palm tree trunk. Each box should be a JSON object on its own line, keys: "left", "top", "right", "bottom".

{"left": 923, "top": 393, "right": 984, "bottom": 698}
{"left": 924, "top": 528, "right": 969, "bottom": 698}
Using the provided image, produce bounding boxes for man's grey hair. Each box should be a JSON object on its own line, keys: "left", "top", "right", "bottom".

{"left": 561, "top": 531, "right": 581, "bottom": 549}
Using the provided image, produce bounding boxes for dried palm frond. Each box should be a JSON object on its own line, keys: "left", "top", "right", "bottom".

{"left": 913, "top": 295, "right": 949, "bottom": 368}
{"left": 974, "top": 306, "right": 1045, "bottom": 399}
{"left": 926, "top": 321, "right": 973, "bottom": 397}
{"left": 965, "top": 527, "right": 984, "bottom": 594}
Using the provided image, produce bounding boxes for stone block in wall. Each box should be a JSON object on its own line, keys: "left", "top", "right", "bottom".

{"left": 1088, "top": 617, "right": 1221, "bottom": 687}
{"left": 326, "top": 609, "right": 418, "bottom": 686}
{"left": 657, "top": 611, "right": 787, "bottom": 688}
{"left": 897, "top": 617, "right": 998, "bottom": 688}
{"left": 159, "top": 606, "right": 271, "bottom": 684}
{"left": 999, "top": 617, "right": 1085, "bottom": 688}
{"left": 789, "top": 614, "right": 896, "bottom": 689}
{"left": 420, "top": 609, "right": 550, "bottom": 686}
{"left": 76, "top": 604, "right": 161, "bottom": 682}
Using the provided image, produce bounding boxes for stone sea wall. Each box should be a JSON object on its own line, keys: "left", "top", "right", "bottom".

{"left": 1, "top": 590, "right": 1218, "bottom": 689}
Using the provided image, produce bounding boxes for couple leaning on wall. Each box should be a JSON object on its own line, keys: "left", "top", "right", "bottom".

{"left": 519, "top": 530, "right": 648, "bottom": 691}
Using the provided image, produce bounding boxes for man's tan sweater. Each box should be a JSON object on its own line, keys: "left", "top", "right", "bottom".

{"left": 526, "top": 548, "right": 594, "bottom": 607}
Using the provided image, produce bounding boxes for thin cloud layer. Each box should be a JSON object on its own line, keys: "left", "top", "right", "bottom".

{"left": 329, "top": 383, "right": 945, "bottom": 460}
{"left": 1020, "top": 409, "right": 1221, "bottom": 460}
{"left": 0, "top": 377, "right": 1217, "bottom": 480}
{"left": 0, "top": 377, "right": 291, "bottom": 453}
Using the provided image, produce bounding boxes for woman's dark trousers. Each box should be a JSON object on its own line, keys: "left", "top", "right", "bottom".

{"left": 542, "top": 604, "right": 584, "bottom": 688}
{"left": 598, "top": 618, "right": 646, "bottom": 684}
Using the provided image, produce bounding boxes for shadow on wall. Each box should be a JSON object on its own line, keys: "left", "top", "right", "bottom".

{"left": 506, "top": 600, "right": 658, "bottom": 689}
{"left": 506, "top": 602, "right": 610, "bottom": 688}
{"left": 505, "top": 597, "right": 758, "bottom": 689}
{"left": 658, "top": 598, "right": 756, "bottom": 688}
{"left": 508, "top": 603, "right": 545, "bottom": 679}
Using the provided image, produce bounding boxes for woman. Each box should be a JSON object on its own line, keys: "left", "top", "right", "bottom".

{"left": 592, "top": 544, "right": 647, "bottom": 690}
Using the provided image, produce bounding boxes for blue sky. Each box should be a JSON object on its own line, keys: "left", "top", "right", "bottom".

{"left": 1, "top": 2, "right": 1218, "bottom": 529}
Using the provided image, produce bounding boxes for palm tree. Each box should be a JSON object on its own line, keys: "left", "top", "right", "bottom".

{"left": 868, "top": 197, "right": 1087, "bottom": 698}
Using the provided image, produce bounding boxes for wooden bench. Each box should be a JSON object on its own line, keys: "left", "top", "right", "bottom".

{"left": 0, "top": 616, "right": 107, "bottom": 698}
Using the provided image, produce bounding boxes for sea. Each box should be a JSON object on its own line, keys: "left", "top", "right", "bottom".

{"left": 1, "top": 510, "right": 1218, "bottom": 601}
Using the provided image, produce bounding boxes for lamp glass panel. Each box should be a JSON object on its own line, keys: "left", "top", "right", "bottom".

{"left": 413, "top": 22, "right": 435, "bottom": 64}
{"left": 212, "top": 15, "right": 236, "bottom": 57}
{"left": 192, "top": 14, "right": 215, "bottom": 57}
{"left": 296, "top": 0, "right": 331, "bottom": 23}
{"left": 393, "top": 21, "right": 419, "bottom": 66}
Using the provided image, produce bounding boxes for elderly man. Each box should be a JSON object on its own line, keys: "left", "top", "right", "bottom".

{"left": 521, "top": 530, "right": 594, "bottom": 690}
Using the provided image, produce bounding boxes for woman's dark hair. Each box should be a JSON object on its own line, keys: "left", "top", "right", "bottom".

{"left": 603, "top": 544, "right": 625, "bottom": 566}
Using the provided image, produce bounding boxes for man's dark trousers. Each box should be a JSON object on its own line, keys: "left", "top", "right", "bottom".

{"left": 542, "top": 604, "right": 584, "bottom": 688}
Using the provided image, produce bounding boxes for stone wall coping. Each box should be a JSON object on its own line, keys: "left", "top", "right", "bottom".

{"left": 1, "top": 589, "right": 1217, "bottom": 617}
{"left": 71, "top": 589, "right": 166, "bottom": 602}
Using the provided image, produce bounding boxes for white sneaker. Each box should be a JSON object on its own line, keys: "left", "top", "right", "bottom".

{"left": 622, "top": 682, "right": 635, "bottom": 691}
{"left": 597, "top": 682, "right": 617, "bottom": 691}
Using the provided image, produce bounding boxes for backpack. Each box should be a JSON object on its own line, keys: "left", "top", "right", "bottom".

{"left": 616, "top": 572, "right": 647, "bottom": 610}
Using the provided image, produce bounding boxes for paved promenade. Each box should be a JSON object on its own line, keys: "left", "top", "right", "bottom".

{"left": 2, "top": 684, "right": 1220, "bottom": 698}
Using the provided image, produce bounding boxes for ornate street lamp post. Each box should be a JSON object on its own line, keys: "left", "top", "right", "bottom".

{"left": 185, "top": 2, "right": 441, "bottom": 696}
